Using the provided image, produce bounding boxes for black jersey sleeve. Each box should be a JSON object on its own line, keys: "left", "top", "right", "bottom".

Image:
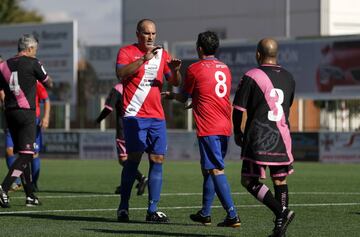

{"left": 289, "top": 79, "right": 296, "bottom": 106}
{"left": 0, "top": 72, "right": 5, "bottom": 90}
{"left": 33, "top": 59, "right": 48, "bottom": 82}
{"left": 233, "top": 75, "right": 254, "bottom": 110}
{"left": 105, "top": 87, "right": 122, "bottom": 109}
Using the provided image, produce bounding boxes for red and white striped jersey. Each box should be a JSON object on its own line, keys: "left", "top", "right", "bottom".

{"left": 116, "top": 44, "right": 172, "bottom": 119}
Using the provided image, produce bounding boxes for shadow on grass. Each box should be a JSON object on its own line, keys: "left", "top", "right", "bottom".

{"left": 0, "top": 213, "right": 117, "bottom": 223}
{"left": 84, "top": 228, "right": 226, "bottom": 237}
{"left": 37, "top": 189, "right": 112, "bottom": 195}
{"left": 0, "top": 213, "right": 206, "bottom": 227}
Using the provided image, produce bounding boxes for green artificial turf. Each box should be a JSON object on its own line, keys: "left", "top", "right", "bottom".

{"left": 0, "top": 159, "right": 359, "bottom": 237}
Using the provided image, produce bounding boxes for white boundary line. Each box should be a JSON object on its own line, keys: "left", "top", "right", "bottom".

{"left": 1, "top": 202, "right": 360, "bottom": 215}
{"left": 7, "top": 191, "right": 360, "bottom": 200}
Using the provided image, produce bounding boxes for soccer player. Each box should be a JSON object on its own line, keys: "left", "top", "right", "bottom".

{"left": 0, "top": 34, "right": 53, "bottom": 208}
{"left": 96, "top": 83, "right": 148, "bottom": 196}
{"left": 115, "top": 19, "right": 181, "bottom": 222}
{"left": 4, "top": 81, "right": 50, "bottom": 192}
{"left": 32, "top": 81, "right": 50, "bottom": 191}
{"left": 162, "top": 31, "right": 241, "bottom": 227}
{"left": 232, "top": 38, "right": 295, "bottom": 237}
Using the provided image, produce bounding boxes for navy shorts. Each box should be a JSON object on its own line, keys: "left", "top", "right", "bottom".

{"left": 123, "top": 117, "right": 167, "bottom": 155}
{"left": 5, "top": 109, "right": 36, "bottom": 154}
{"left": 198, "top": 135, "right": 229, "bottom": 170}
{"left": 241, "top": 160, "right": 294, "bottom": 179}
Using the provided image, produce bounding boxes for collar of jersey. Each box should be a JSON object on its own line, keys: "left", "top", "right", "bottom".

{"left": 261, "top": 63, "right": 281, "bottom": 67}
{"left": 202, "top": 56, "right": 217, "bottom": 60}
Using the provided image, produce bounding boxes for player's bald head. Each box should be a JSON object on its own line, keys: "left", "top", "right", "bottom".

{"left": 136, "top": 19, "right": 156, "bottom": 33}
{"left": 257, "top": 38, "right": 278, "bottom": 58}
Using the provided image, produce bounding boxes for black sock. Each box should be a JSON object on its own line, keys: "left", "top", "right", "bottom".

{"left": 246, "top": 181, "right": 283, "bottom": 217}
{"left": 21, "top": 163, "right": 34, "bottom": 196}
{"left": 274, "top": 184, "right": 288, "bottom": 208}
{"left": 1, "top": 153, "right": 32, "bottom": 193}
{"left": 119, "top": 160, "right": 143, "bottom": 183}
{"left": 135, "top": 171, "right": 144, "bottom": 182}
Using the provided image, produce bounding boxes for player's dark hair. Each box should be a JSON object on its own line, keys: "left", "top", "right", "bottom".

{"left": 136, "top": 19, "right": 155, "bottom": 33}
{"left": 196, "top": 31, "right": 219, "bottom": 56}
{"left": 18, "top": 34, "right": 39, "bottom": 52}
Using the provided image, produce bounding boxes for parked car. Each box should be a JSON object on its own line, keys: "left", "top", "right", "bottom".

{"left": 316, "top": 40, "right": 360, "bottom": 92}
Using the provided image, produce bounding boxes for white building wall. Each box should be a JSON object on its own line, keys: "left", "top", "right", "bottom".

{"left": 321, "top": 0, "right": 360, "bottom": 35}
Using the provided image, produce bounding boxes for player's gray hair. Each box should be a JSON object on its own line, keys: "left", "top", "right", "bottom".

{"left": 18, "top": 34, "right": 39, "bottom": 52}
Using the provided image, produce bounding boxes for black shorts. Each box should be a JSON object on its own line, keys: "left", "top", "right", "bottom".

{"left": 241, "top": 160, "right": 294, "bottom": 179}
{"left": 5, "top": 109, "right": 36, "bottom": 154}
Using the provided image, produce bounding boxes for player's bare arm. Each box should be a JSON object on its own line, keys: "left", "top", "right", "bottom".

{"left": 0, "top": 90, "right": 5, "bottom": 106}
{"left": 41, "top": 100, "right": 50, "bottom": 129}
{"left": 168, "top": 58, "right": 182, "bottom": 86}
{"left": 116, "top": 46, "right": 162, "bottom": 81}
{"left": 43, "top": 76, "right": 53, "bottom": 89}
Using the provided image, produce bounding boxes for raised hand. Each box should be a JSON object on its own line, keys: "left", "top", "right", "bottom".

{"left": 40, "top": 117, "right": 49, "bottom": 129}
{"left": 143, "top": 45, "right": 163, "bottom": 61}
{"left": 169, "top": 58, "right": 182, "bottom": 71}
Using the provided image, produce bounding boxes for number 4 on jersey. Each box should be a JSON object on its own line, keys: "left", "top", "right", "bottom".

{"left": 9, "top": 71, "right": 21, "bottom": 96}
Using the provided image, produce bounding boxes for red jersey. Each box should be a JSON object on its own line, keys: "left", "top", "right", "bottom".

{"left": 35, "top": 81, "right": 49, "bottom": 117}
{"left": 116, "top": 44, "right": 172, "bottom": 119}
{"left": 182, "top": 57, "right": 232, "bottom": 136}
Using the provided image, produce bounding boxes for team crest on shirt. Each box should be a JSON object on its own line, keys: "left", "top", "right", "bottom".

{"left": 142, "top": 64, "right": 159, "bottom": 86}
{"left": 248, "top": 119, "right": 280, "bottom": 152}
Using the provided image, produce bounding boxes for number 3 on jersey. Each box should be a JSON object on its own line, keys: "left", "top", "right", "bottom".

{"left": 214, "top": 71, "right": 227, "bottom": 98}
{"left": 268, "top": 88, "right": 284, "bottom": 122}
{"left": 9, "top": 71, "right": 21, "bottom": 96}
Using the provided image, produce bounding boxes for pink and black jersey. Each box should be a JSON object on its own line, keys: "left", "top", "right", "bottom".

{"left": 104, "top": 83, "right": 125, "bottom": 139}
{"left": 116, "top": 44, "right": 172, "bottom": 119}
{"left": 35, "top": 81, "right": 49, "bottom": 118}
{"left": 233, "top": 64, "right": 295, "bottom": 165}
{"left": 0, "top": 56, "right": 49, "bottom": 110}
{"left": 182, "top": 57, "right": 232, "bottom": 137}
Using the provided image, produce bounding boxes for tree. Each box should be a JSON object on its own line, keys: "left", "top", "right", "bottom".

{"left": 0, "top": 0, "right": 43, "bottom": 24}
